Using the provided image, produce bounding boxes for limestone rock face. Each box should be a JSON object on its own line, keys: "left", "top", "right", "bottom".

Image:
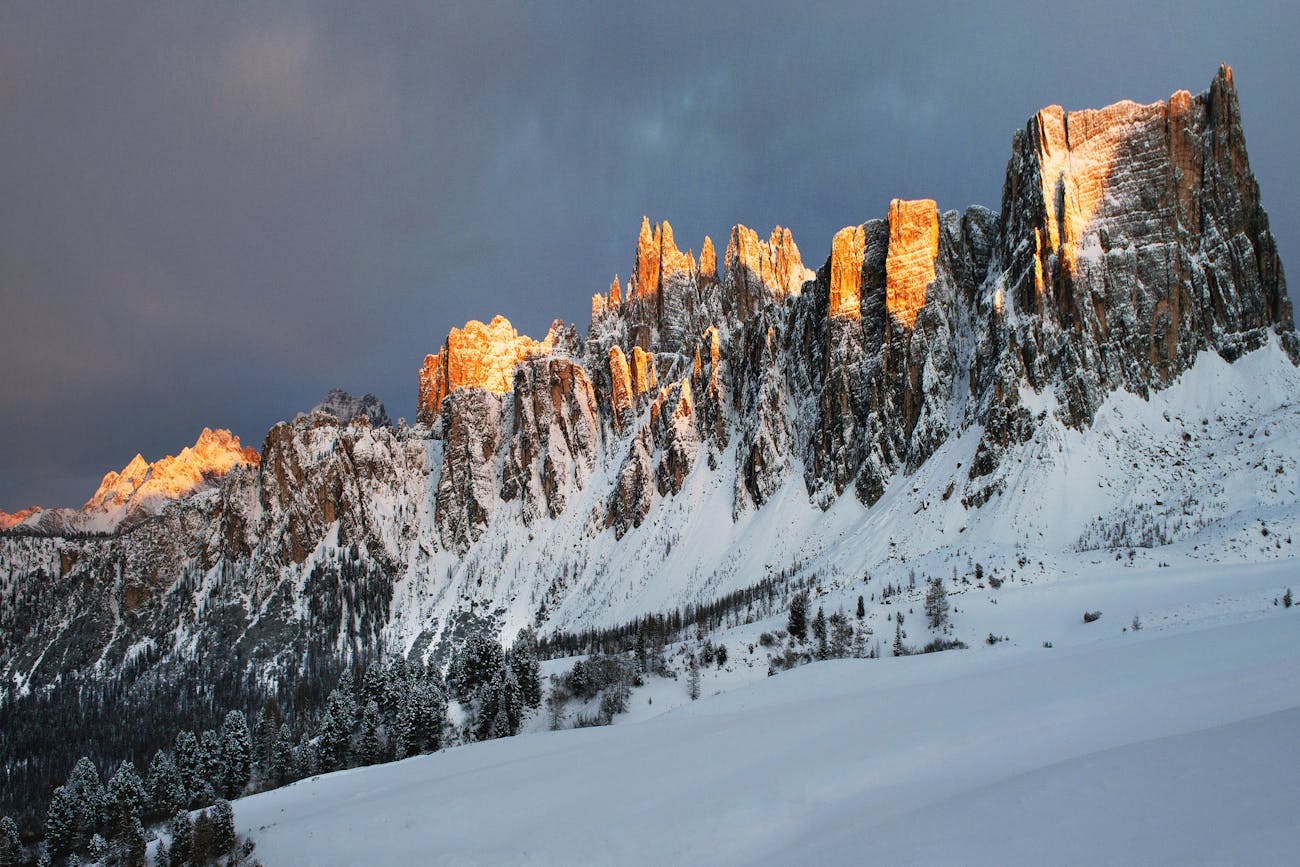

{"left": 997, "top": 64, "right": 1293, "bottom": 431}
{"left": 417, "top": 316, "right": 554, "bottom": 424}
{"left": 885, "top": 199, "right": 940, "bottom": 329}
{"left": 607, "top": 346, "right": 634, "bottom": 431}
{"left": 86, "top": 428, "right": 259, "bottom": 522}
{"left": 829, "top": 225, "right": 866, "bottom": 320}
{"left": 435, "top": 389, "right": 504, "bottom": 552}
{"left": 4, "top": 68, "right": 1296, "bottom": 702}
{"left": 310, "top": 389, "right": 392, "bottom": 428}
{"left": 723, "top": 224, "right": 815, "bottom": 317}
{"left": 501, "top": 358, "right": 601, "bottom": 523}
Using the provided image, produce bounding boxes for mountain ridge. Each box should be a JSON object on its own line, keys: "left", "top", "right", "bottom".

{"left": 0, "top": 65, "right": 1293, "bottom": 699}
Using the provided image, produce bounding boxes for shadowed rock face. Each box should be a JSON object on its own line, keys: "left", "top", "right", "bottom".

{"left": 2, "top": 68, "right": 1294, "bottom": 691}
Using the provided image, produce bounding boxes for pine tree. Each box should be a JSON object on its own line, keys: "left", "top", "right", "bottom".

{"left": 200, "top": 729, "right": 225, "bottom": 799}
{"left": 270, "top": 723, "right": 296, "bottom": 786}
{"left": 1285, "top": 587, "right": 1293, "bottom": 608}
{"left": 105, "top": 760, "right": 149, "bottom": 843}
{"left": 857, "top": 595, "right": 866, "bottom": 619}
{"left": 924, "top": 578, "right": 949, "bottom": 629}
{"left": 335, "top": 668, "right": 359, "bottom": 727}
{"left": 316, "top": 707, "right": 350, "bottom": 772}
{"left": 813, "top": 607, "right": 828, "bottom": 659}
{"left": 190, "top": 811, "right": 214, "bottom": 865}
{"left": 147, "top": 750, "right": 186, "bottom": 820}
{"left": 121, "top": 817, "right": 147, "bottom": 867}
{"left": 510, "top": 626, "right": 543, "bottom": 709}
{"left": 209, "top": 800, "right": 236, "bottom": 856}
{"left": 62, "top": 756, "right": 105, "bottom": 850}
{"left": 0, "top": 816, "right": 20, "bottom": 867}
{"left": 788, "top": 591, "right": 809, "bottom": 642}
{"left": 688, "top": 657, "right": 701, "bottom": 701}
{"left": 174, "top": 730, "right": 203, "bottom": 804}
{"left": 252, "top": 697, "right": 282, "bottom": 773}
{"left": 43, "top": 785, "right": 78, "bottom": 856}
{"left": 360, "top": 700, "right": 384, "bottom": 765}
{"left": 449, "top": 631, "right": 506, "bottom": 702}
{"left": 87, "top": 833, "right": 108, "bottom": 864}
{"left": 167, "top": 810, "right": 193, "bottom": 867}
{"left": 221, "top": 709, "right": 253, "bottom": 798}
{"left": 893, "top": 619, "right": 905, "bottom": 657}
{"left": 829, "top": 610, "right": 853, "bottom": 658}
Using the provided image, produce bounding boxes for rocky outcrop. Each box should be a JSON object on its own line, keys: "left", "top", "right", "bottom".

{"left": 501, "top": 358, "right": 601, "bottom": 523}
{"left": 83, "top": 428, "right": 258, "bottom": 524}
{"left": 3, "top": 67, "right": 1295, "bottom": 707}
{"left": 417, "top": 316, "right": 555, "bottom": 424}
{"left": 723, "top": 224, "right": 815, "bottom": 318}
{"left": 885, "top": 199, "right": 940, "bottom": 329}
{"left": 311, "top": 388, "right": 392, "bottom": 428}
{"left": 997, "top": 64, "right": 1293, "bottom": 430}
{"left": 0, "top": 506, "right": 41, "bottom": 530}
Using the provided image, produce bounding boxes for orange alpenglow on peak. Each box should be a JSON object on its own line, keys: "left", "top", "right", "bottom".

{"left": 829, "top": 224, "right": 866, "bottom": 319}
{"left": 86, "top": 427, "right": 258, "bottom": 512}
{"left": 634, "top": 218, "right": 699, "bottom": 300}
{"left": 417, "top": 315, "right": 556, "bottom": 422}
{"left": 724, "top": 224, "right": 814, "bottom": 303}
{"left": 885, "top": 198, "right": 940, "bottom": 328}
{"left": 0, "top": 505, "right": 42, "bottom": 529}
{"left": 699, "top": 236, "right": 718, "bottom": 285}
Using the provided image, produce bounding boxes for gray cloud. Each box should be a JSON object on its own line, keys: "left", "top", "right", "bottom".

{"left": 2, "top": 0, "right": 1297, "bottom": 508}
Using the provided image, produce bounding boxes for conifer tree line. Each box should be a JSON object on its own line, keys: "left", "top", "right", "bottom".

{"left": 0, "top": 627, "right": 543, "bottom": 866}
{"left": 537, "top": 571, "right": 811, "bottom": 659}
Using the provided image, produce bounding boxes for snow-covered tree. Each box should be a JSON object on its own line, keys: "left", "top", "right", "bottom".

{"left": 167, "top": 810, "right": 193, "bottom": 867}
{"left": 316, "top": 707, "right": 350, "bottom": 772}
{"left": 813, "top": 607, "right": 828, "bottom": 659}
{"left": 788, "top": 591, "right": 809, "bottom": 642}
{"left": 924, "top": 578, "right": 950, "bottom": 629}
{"left": 121, "top": 817, "right": 147, "bottom": 867}
{"left": 209, "top": 800, "right": 236, "bottom": 856}
{"left": 221, "top": 709, "right": 253, "bottom": 797}
{"left": 449, "top": 631, "right": 506, "bottom": 702}
{"left": 360, "top": 700, "right": 384, "bottom": 765}
{"left": 270, "top": 723, "right": 297, "bottom": 786}
{"left": 199, "top": 729, "right": 225, "bottom": 799}
{"left": 0, "top": 816, "right": 21, "bottom": 867}
{"left": 105, "top": 760, "right": 149, "bottom": 842}
{"left": 510, "top": 626, "right": 543, "bottom": 709}
{"left": 173, "top": 730, "right": 204, "bottom": 802}
{"left": 147, "top": 750, "right": 186, "bottom": 819}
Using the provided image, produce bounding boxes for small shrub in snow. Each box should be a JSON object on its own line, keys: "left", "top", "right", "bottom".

{"left": 759, "top": 632, "right": 776, "bottom": 647}
{"left": 1042, "top": 641, "right": 1053, "bottom": 648}
{"left": 1083, "top": 611, "right": 1103, "bottom": 624}
{"left": 988, "top": 575, "right": 1003, "bottom": 589}
{"left": 921, "top": 638, "right": 967, "bottom": 654}
{"left": 1131, "top": 613, "right": 1142, "bottom": 631}
{"left": 1284, "top": 588, "right": 1293, "bottom": 609}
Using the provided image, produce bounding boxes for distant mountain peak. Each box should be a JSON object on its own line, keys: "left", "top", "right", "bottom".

{"left": 310, "top": 389, "right": 392, "bottom": 428}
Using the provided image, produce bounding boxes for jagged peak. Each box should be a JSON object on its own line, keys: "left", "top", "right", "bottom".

{"left": 85, "top": 427, "right": 258, "bottom": 515}
{"left": 417, "top": 314, "right": 558, "bottom": 423}
{"left": 884, "top": 198, "right": 940, "bottom": 329}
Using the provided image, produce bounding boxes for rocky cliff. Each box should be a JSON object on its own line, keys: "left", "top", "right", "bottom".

{"left": 1, "top": 66, "right": 1293, "bottom": 694}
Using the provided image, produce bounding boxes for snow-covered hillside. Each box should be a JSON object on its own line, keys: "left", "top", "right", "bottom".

{"left": 233, "top": 567, "right": 1300, "bottom": 865}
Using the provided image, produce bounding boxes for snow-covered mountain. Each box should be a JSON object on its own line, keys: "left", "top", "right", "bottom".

{"left": 306, "top": 389, "right": 392, "bottom": 429}
{"left": 1, "top": 65, "right": 1294, "bottom": 704}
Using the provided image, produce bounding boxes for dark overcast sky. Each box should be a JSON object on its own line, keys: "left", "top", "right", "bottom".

{"left": 2, "top": 1, "right": 1298, "bottom": 510}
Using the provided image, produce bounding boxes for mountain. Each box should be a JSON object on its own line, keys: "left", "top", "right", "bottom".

{"left": 1, "top": 427, "right": 258, "bottom": 535}
{"left": 1, "top": 67, "right": 1297, "bottom": 817}
{"left": 307, "top": 389, "right": 392, "bottom": 429}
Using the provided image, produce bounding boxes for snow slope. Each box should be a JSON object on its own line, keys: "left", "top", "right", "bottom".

{"left": 234, "top": 590, "right": 1300, "bottom": 865}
